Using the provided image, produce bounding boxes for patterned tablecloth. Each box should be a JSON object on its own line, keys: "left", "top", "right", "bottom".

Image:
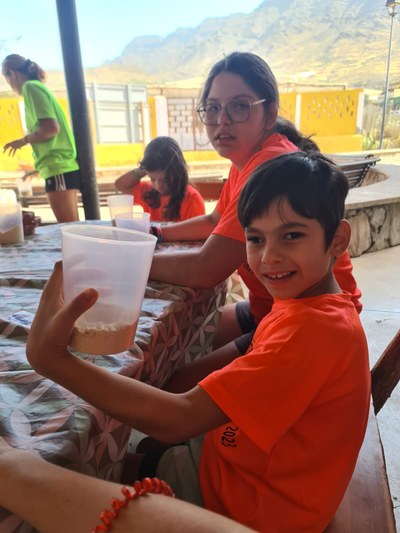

{"left": 0, "top": 223, "right": 228, "bottom": 532}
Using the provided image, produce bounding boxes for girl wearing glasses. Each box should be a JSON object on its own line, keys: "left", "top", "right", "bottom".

{"left": 2, "top": 54, "right": 80, "bottom": 223}
{"left": 149, "top": 51, "right": 361, "bottom": 356}
{"left": 115, "top": 136, "right": 205, "bottom": 222}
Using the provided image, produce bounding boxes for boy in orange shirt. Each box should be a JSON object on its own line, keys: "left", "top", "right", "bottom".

{"left": 197, "top": 151, "right": 371, "bottom": 531}
{"left": 26, "top": 151, "right": 370, "bottom": 532}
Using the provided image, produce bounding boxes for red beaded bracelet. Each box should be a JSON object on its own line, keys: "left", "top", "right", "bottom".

{"left": 92, "top": 477, "right": 175, "bottom": 532}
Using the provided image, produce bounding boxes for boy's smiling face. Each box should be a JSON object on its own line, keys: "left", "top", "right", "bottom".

{"left": 245, "top": 197, "right": 348, "bottom": 301}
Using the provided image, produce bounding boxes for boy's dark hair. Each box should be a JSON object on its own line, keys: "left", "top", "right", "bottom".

{"left": 139, "top": 136, "right": 188, "bottom": 221}
{"left": 238, "top": 151, "right": 349, "bottom": 248}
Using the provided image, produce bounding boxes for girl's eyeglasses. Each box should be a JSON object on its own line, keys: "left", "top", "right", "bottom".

{"left": 197, "top": 99, "right": 266, "bottom": 126}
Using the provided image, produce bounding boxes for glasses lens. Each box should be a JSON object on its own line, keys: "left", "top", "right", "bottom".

{"left": 197, "top": 100, "right": 253, "bottom": 125}
{"left": 197, "top": 106, "right": 206, "bottom": 124}
{"left": 197, "top": 104, "right": 219, "bottom": 125}
{"left": 226, "top": 101, "right": 251, "bottom": 123}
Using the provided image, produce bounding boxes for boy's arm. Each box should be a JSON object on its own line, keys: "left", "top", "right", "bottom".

{"left": 163, "top": 341, "right": 242, "bottom": 393}
{"left": 26, "top": 263, "right": 228, "bottom": 444}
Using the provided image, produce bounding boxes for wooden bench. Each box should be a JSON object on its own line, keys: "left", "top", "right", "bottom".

{"left": 7, "top": 153, "right": 382, "bottom": 208}
{"left": 189, "top": 176, "right": 226, "bottom": 201}
{"left": 17, "top": 180, "right": 118, "bottom": 208}
{"left": 15, "top": 176, "right": 225, "bottom": 208}
{"left": 325, "top": 328, "right": 400, "bottom": 532}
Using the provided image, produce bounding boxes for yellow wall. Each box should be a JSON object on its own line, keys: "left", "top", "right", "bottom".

{"left": 299, "top": 89, "right": 362, "bottom": 137}
{"left": 148, "top": 96, "right": 157, "bottom": 139}
{"left": 0, "top": 88, "right": 364, "bottom": 172}
{"left": 94, "top": 145, "right": 224, "bottom": 167}
{"left": 95, "top": 143, "right": 143, "bottom": 167}
{"left": 313, "top": 134, "right": 363, "bottom": 153}
{"left": 279, "top": 92, "right": 297, "bottom": 122}
{"left": 0, "top": 98, "right": 25, "bottom": 144}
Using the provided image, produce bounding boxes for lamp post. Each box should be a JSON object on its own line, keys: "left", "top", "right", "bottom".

{"left": 379, "top": 1, "right": 400, "bottom": 150}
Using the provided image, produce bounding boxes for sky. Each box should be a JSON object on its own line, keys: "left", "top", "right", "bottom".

{"left": 1, "top": 0, "right": 263, "bottom": 70}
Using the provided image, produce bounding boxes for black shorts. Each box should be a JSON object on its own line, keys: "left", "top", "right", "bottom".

{"left": 45, "top": 170, "right": 81, "bottom": 192}
{"left": 234, "top": 300, "right": 257, "bottom": 355}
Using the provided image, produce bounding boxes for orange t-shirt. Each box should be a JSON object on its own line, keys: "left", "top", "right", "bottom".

{"left": 212, "top": 133, "right": 362, "bottom": 322}
{"left": 131, "top": 181, "right": 205, "bottom": 222}
{"left": 199, "top": 293, "right": 370, "bottom": 533}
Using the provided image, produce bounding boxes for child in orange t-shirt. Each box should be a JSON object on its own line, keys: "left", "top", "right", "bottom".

{"left": 115, "top": 136, "right": 205, "bottom": 222}
{"left": 195, "top": 151, "right": 371, "bottom": 531}
{"left": 26, "top": 152, "right": 370, "bottom": 533}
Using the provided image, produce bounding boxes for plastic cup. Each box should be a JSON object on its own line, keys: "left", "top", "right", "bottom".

{"left": 0, "top": 189, "right": 17, "bottom": 204}
{"left": 61, "top": 224, "right": 156, "bottom": 355}
{"left": 16, "top": 178, "right": 33, "bottom": 198}
{"left": 114, "top": 212, "right": 151, "bottom": 234}
{"left": 106, "top": 194, "right": 133, "bottom": 225}
{"left": 0, "top": 202, "right": 24, "bottom": 245}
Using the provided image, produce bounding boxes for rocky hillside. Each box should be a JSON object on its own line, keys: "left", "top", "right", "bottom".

{"left": 108, "top": 0, "right": 394, "bottom": 88}
{"left": 0, "top": 0, "right": 395, "bottom": 92}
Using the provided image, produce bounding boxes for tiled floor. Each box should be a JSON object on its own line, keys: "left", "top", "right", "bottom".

{"left": 352, "top": 245, "right": 400, "bottom": 530}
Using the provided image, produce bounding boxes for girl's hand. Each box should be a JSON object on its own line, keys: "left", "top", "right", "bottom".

{"left": 3, "top": 137, "right": 27, "bottom": 156}
{"left": 26, "top": 262, "right": 98, "bottom": 377}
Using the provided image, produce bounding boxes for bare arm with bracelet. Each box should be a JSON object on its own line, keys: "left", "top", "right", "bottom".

{"left": 0, "top": 438, "right": 253, "bottom": 533}
{"left": 115, "top": 168, "right": 146, "bottom": 195}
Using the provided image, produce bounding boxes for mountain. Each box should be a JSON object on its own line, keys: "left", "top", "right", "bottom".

{"left": 108, "top": 0, "right": 396, "bottom": 89}
{"left": 0, "top": 0, "right": 396, "bottom": 92}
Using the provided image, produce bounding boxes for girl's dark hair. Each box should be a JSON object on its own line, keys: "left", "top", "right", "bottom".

{"left": 140, "top": 137, "right": 188, "bottom": 221}
{"left": 238, "top": 151, "right": 349, "bottom": 248}
{"left": 200, "top": 52, "right": 279, "bottom": 113}
{"left": 2, "top": 54, "right": 46, "bottom": 82}
{"left": 199, "top": 52, "right": 316, "bottom": 152}
{"left": 275, "top": 116, "right": 320, "bottom": 152}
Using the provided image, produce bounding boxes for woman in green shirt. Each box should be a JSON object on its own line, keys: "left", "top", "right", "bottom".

{"left": 2, "top": 54, "right": 81, "bottom": 223}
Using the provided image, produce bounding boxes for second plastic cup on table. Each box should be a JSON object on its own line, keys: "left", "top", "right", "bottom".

{"left": 114, "top": 212, "right": 151, "bottom": 234}
{"left": 106, "top": 194, "right": 133, "bottom": 225}
{"left": 61, "top": 224, "right": 156, "bottom": 355}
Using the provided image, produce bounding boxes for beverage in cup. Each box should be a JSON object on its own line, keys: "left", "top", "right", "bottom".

{"left": 114, "top": 212, "right": 151, "bottom": 234}
{"left": 61, "top": 224, "right": 156, "bottom": 355}
{"left": 106, "top": 194, "right": 133, "bottom": 226}
{"left": 0, "top": 195, "right": 24, "bottom": 245}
